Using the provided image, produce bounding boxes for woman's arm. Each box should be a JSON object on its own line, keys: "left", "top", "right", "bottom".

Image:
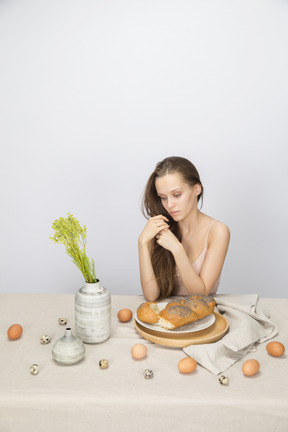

{"left": 138, "top": 240, "right": 160, "bottom": 301}
{"left": 196, "top": 222, "right": 230, "bottom": 294}
{"left": 138, "top": 215, "right": 169, "bottom": 301}
{"left": 157, "top": 222, "right": 230, "bottom": 295}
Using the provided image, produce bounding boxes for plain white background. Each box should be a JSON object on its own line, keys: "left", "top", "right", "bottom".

{"left": 0, "top": 0, "right": 287, "bottom": 297}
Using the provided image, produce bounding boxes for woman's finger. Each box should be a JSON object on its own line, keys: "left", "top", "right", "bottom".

{"left": 151, "top": 215, "right": 169, "bottom": 222}
{"left": 157, "top": 229, "right": 167, "bottom": 235}
{"left": 155, "top": 222, "right": 169, "bottom": 228}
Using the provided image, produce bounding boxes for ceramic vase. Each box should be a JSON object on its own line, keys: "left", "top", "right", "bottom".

{"left": 75, "top": 280, "right": 111, "bottom": 344}
{"left": 52, "top": 327, "right": 85, "bottom": 365}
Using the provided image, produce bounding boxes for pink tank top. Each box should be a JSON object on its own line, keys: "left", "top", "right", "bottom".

{"left": 173, "top": 220, "right": 220, "bottom": 296}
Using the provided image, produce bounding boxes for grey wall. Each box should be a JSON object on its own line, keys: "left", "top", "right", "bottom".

{"left": 1, "top": 0, "right": 287, "bottom": 297}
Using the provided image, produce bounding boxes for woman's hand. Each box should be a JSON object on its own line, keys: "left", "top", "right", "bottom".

{"left": 139, "top": 215, "right": 170, "bottom": 245}
{"left": 156, "top": 228, "right": 182, "bottom": 254}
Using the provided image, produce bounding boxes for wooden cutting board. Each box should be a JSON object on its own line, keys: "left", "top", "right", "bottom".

{"left": 134, "top": 312, "right": 229, "bottom": 348}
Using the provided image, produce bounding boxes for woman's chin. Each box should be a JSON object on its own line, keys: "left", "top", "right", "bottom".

{"left": 170, "top": 212, "right": 181, "bottom": 220}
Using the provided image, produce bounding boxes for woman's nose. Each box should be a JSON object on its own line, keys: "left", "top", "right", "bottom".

{"left": 167, "top": 197, "right": 174, "bottom": 209}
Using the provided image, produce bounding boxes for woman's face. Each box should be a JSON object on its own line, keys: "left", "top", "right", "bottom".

{"left": 155, "top": 172, "right": 200, "bottom": 221}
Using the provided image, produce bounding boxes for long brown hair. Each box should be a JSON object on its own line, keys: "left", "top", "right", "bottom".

{"left": 142, "top": 156, "right": 204, "bottom": 299}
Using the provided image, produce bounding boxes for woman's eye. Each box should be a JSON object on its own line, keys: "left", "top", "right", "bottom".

{"left": 174, "top": 194, "right": 181, "bottom": 198}
{"left": 159, "top": 196, "right": 166, "bottom": 201}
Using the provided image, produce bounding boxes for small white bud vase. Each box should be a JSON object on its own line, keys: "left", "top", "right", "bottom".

{"left": 52, "top": 327, "right": 85, "bottom": 365}
{"left": 75, "top": 280, "right": 111, "bottom": 343}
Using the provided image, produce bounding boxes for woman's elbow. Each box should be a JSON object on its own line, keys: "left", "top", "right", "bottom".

{"left": 143, "top": 292, "right": 159, "bottom": 302}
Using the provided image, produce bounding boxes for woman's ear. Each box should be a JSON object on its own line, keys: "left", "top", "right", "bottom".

{"left": 194, "top": 184, "right": 202, "bottom": 196}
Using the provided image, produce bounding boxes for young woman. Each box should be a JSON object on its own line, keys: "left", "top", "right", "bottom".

{"left": 138, "top": 156, "right": 230, "bottom": 302}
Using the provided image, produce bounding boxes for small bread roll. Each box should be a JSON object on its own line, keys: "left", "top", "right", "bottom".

{"left": 137, "top": 302, "right": 159, "bottom": 324}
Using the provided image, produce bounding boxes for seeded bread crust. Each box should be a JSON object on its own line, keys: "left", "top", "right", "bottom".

{"left": 159, "top": 305, "right": 199, "bottom": 329}
{"left": 137, "top": 294, "right": 215, "bottom": 329}
{"left": 183, "top": 294, "right": 216, "bottom": 314}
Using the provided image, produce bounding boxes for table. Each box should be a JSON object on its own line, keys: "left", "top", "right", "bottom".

{"left": 0, "top": 294, "right": 288, "bottom": 432}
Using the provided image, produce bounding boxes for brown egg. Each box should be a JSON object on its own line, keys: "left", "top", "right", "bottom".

{"left": 7, "top": 324, "right": 23, "bottom": 340}
{"left": 178, "top": 357, "right": 197, "bottom": 373}
{"left": 131, "top": 343, "right": 147, "bottom": 359}
{"left": 242, "top": 359, "right": 260, "bottom": 376}
{"left": 117, "top": 308, "right": 133, "bottom": 322}
{"left": 266, "top": 341, "right": 285, "bottom": 357}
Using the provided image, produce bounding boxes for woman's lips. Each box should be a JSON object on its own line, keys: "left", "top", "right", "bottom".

{"left": 170, "top": 211, "right": 179, "bottom": 216}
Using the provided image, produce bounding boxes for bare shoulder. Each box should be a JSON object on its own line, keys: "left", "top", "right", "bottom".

{"left": 210, "top": 220, "right": 230, "bottom": 243}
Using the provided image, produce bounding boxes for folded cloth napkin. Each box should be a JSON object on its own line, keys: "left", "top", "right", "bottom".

{"left": 183, "top": 294, "right": 278, "bottom": 375}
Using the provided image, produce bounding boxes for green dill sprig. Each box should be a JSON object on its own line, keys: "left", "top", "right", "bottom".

{"left": 50, "top": 213, "right": 97, "bottom": 283}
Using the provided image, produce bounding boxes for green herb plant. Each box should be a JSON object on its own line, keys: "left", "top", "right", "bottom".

{"left": 50, "top": 214, "right": 97, "bottom": 283}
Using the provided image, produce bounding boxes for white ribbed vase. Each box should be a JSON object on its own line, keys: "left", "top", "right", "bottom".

{"left": 75, "top": 280, "right": 111, "bottom": 344}
{"left": 52, "top": 327, "right": 85, "bottom": 365}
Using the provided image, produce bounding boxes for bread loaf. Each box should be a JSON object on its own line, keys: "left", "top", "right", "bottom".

{"left": 183, "top": 294, "right": 216, "bottom": 314}
{"left": 136, "top": 302, "right": 160, "bottom": 324}
{"left": 158, "top": 305, "right": 199, "bottom": 329}
{"left": 137, "top": 294, "right": 215, "bottom": 329}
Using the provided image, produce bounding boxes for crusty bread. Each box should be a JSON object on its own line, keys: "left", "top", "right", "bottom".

{"left": 137, "top": 302, "right": 160, "bottom": 324}
{"left": 137, "top": 294, "right": 215, "bottom": 329}
{"left": 158, "top": 305, "right": 199, "bottom": 329}
{"left": 183, "top": 294, "right": 216, "bottom": 314}
{"left": 182, "top": 298, "right": 210, "bottom": 320}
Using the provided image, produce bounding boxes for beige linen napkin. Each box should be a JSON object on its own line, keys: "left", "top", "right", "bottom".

{"left": 183, "top": 294, "right": 278, "bottom": 375}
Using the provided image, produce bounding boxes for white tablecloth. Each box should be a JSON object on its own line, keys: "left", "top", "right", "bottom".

{"left": 0, "top": 294, "right": 287, "bottom": 432}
